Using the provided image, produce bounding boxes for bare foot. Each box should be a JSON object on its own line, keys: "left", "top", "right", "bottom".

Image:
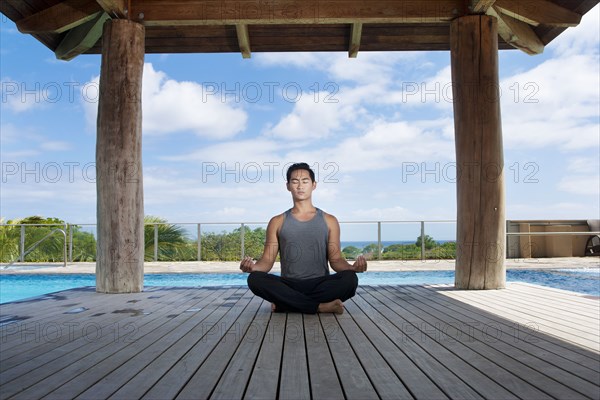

{"left": 271, "top": 303, "right": 277, "bottom": 312}
{"left": 318, "top": 299, "right": 344, "bottom": 314}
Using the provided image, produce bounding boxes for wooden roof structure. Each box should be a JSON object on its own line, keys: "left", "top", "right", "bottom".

{"left": 1, "top": 0, "right": 598, "bottom": 60}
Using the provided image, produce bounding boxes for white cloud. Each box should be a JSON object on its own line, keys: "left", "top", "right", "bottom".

{"left": 83, "top": 63, "right": 248, "bottom": 139}
{"left": 265, "top": 90, "right": 357, "bottom": 141}
{"left": 497, "top": 53, "right": 599, "bottom": 150}
{"left": 1, "top": 78, "right": 46, "bottom": 113}
{"left": 550, "top": 4, "right": 600, "bottom": 57}
{"left": 286, "top": 118, "right": 455, "bottom": 172}
{"left": 40, "top": 141, "right": 72, "bottom": 151}
{"left": 558, "top": 175, "right": 600, "bottom": 196}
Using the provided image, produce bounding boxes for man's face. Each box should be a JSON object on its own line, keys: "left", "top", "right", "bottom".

{"left": 287, "top": 169, "right": 316, "bottom": 200}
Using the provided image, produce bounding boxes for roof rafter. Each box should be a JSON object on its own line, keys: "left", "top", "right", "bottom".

{"left": 95, "top": 0, "right": 127, "bottom": 18}
{"left": 130, "top": 0, "right": 464, "bottom": 26}
{"left": 349, "top": 22, "right": 363, "bottom": 58}
{"left": 470, "top": 0, "right": 497, "bottom": 13}
{"left": 16, "top": 0, "right": 102, "bottom": 34}
{"left": 493, "top": 0, "right": 581, "bottom": 27}
{"left": 55, "top": 11, "right": 110, "bottom": 60}
{"left": 487, "top": 6, "right": 544, "bottom": 55}
{"left": 235, "top": 24, "right": 251, "bottom": 58}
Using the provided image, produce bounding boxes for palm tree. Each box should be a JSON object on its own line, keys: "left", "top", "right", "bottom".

{"left": 144, "top": 216, "right": 195, "bottom": 261}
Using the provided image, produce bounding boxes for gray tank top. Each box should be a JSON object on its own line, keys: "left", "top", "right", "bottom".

{"left": 279, "top": 208, "right": 329, "bottom": 279}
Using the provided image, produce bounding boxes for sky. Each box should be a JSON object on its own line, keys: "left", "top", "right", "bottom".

{"left": 1, "top": 7, "right": 599, "bottom": 241}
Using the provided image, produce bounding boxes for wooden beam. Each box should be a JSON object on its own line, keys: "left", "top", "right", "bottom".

{"left": 349, "top": 22, "right": 363, "bottom": 58}
{"left": 494, "top": 0, "right": 581, "bottom": 27}
{"left": 16, "top": 0, "right": 102, "bottom": 34}
{"left": 488, "top": 6, "right": 544, "bottom": 55}
{"left": 55, "top": 12, "right": 110, "bottom": 61}
{"left": 451, "top": 15, "right": 505, "bottom": 290}
{"left": 235, "top": 24, "right": 251, "bottom": 58}
{"left": 95, "top": 0, "right": 127, "bottom": 18}
{"left": 470, "top": 0, "right": 497, "bottom": 13}
{"left": 96, "top": 19, "right": 145, "bottom": 294}
{"left": 130, "top": 0, "right": 464, "bottom": 26}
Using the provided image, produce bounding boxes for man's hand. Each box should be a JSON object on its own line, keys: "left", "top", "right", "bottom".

{"left": 240, "top": 256, "right": 255, "bottom": 273}
{"left": 351, "top": 255, "right": 367, "bottom": 273}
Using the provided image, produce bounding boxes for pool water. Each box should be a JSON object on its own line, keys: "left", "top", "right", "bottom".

{"left": 0, "top": 269, "right": 598, "bottom": 304}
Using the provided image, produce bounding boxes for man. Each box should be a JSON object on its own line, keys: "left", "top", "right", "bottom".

{"left": 240, "top": 162, "right": 367, "bottom": 314}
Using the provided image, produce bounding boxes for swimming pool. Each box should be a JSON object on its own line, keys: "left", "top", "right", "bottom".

{"left": 0, "top": 269, "right": 598, "bottom": 304}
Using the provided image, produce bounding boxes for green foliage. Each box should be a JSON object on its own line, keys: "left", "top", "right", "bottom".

{"left": 201, "top": 226, "right": 266, "bottom": 261}
{"left": 415, "top": 234, "right": 436, "bottom": 250}
{"left": 380, "top": 240, "right": 456, "bottom": 260}
{"left": 1, "top": 215, "right": 457, "bottom": 262}
{"left": 342, "top": 245, "right": 361, "bottom": 260}
{"left": 144, "top": 216, "right": 196, "bottom": 261}
{"left": 0, "top": 216, "right": 67, "bottom": 262}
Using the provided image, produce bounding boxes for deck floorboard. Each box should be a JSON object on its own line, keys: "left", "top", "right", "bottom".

{"left": 0, "top": 283, "right": 598, "bottom": 400}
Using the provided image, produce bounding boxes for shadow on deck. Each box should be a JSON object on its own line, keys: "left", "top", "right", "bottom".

{"left": 1, "top": 283, "right": 599, "bottom": 399}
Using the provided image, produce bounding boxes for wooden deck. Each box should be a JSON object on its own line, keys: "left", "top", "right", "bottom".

{"left": 1, "top": 283, "right": 598, "bottom": 400}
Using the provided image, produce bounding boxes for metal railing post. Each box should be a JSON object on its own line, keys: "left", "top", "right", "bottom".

{"left": 197, "top": 223, "right": 202, "bottom": 261}
{"left": 68, "top": 224, "right": 73, "bottom": 262}
{"left": 377, "top": 221, "right": 382, "bottom": 260}
{"left": 241, "top": 223, "right": 245, "bottom": 259}
{"left": 420, "top": 221, "right": 425, "bottom": 260}
{"left": 153, "top": 224, "right": 159, "bottom": 262}
{"left": 63, "top": 222, "right": 73, "bottom": 267}
{"left": 20, "top": 225, "right": 25, "bottom": 262}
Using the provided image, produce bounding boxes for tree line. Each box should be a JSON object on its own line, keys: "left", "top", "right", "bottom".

{"left": 0, "top": 216, "right": 456, "bottom": 263}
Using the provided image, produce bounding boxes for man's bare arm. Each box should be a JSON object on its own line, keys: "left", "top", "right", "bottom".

{"left": 240, "top": 214, "right": 282, "bottom": 273}
{"left": 325, "top": 213, "right": 367, "bottom": 273}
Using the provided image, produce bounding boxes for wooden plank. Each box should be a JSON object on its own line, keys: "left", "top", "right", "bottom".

{"left": 0, "top": 285, "right": 597, "bottom": 400}
{"left": 303, "top": 314, "right": 345, "bottom": 400}
{"left": 55, "top": 11, "right": 110, "bottom": 60}
{"left": 0, "top": 287, "right": 186, "bottom": 367}
{"left": 278, "top": 313, "right": 311, "bottom": 400}
{"left": 494, "top": 0, "right": 582, "bottom": 27}
{"left": 349, "top": 22, "right": 362, "bottom": 58}
{"left": 210, "top": 301, "right": 272, "bottom": 400}
{"left": 376, "top": 285, "right": 598, "bottom": 399}
{"left": 440, "top": 286, "right": 600, "bottom": 349}
{"left": 236, "top": 24, "right": 252, "bottom": 58}
{"left": 440, "top": 284, "right": 598, "bottom": 349}
{"left": 344, "top": 297, "right": 450, "bottom": 399}
{"left": 362, "top": 287, "right": 521, "bottom": 399}
{"left": 243, "top": 312, "right": 286, "bottom": 399}
{"left": 319, "top": 313, "right": 379, "bottom": 399}
{"left": 477, "top": 287, "right": 600, "bottom": 333}
{"left": 487, "top": 5, "right": 544, "bottom": 55}
{"left": 96, "top": 0, "right": 127, "bottom": 18}
{"left": 1, "top": 288, "right": 224, "bottom": 399}
{"left": 175, "top": 295, "right": 264, "bottom": 399}
{"left": 134, "top": 0, "right": 463, "bottom": 26}
{"left": 105, "top": 288, "right": 247, "bottom": 399}
{"left": 141, "top": 289, "right": 256, "bottom": 399}
{"left": 16, "top": 0, "right": 102, "bottom": 33}
{"left": 470, "top": 0, "right": 497, "bottom": 13}
{"left": 336, "top": 304, "right": 414, "bottom": 399}
{"left": 62, "top": 288, "right": 243, "bottom": 400}
{"left": 406, "top": 285, "right": 600, "bottom": 379}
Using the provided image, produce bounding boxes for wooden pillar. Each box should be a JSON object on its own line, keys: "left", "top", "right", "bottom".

{"left": 96, "top": 19, "right": 145, "bottom": 293}
{"left": 451, "top": 15, "right": 506, "bottom": 289}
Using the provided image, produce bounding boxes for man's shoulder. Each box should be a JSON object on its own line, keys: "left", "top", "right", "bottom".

{"left": 268, "top": 212, "right": 286, "bottom": 226}
{"left": 321, "top": 210, "right": 339, "bottom": 224}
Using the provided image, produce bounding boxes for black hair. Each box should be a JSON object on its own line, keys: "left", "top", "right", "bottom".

{"left": 286, "top": 162, "right": 315, "bottom": 182}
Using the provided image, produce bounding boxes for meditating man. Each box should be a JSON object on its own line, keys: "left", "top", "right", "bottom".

{"left": 239, "top": 162, "right": 367, "bottom": 314}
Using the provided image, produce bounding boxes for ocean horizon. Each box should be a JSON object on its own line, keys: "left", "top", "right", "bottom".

{"left": 341, "top": 240, "right": 454, "bottom": 250}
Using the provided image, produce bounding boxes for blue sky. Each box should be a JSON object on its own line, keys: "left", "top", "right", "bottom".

{"left": 1, "top": 8, "right": 599, "bottom": 241}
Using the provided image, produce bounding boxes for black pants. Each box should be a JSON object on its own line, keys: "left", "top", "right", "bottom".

{"left": 247, "top": 270, "right": 358, "bottom": 314}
